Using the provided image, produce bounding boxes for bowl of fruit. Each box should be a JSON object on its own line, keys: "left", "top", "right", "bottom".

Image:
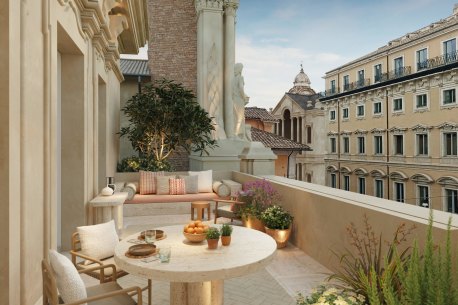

{"left": 183, "top": 220, "right": 209, "bottom": 243}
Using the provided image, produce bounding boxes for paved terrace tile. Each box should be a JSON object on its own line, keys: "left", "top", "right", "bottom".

{"left": 76, "top": 214, "right": 330, "bottom": 304}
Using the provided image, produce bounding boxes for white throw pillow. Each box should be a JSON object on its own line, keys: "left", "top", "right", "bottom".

{"left": 77, "top": 220, "right": 119, "bottom": 261}
{"left": 48, "top": 250, "right": 87, "bottom": 305}
{"left": 188, "top": 170, "right": 213, "bottom": 193}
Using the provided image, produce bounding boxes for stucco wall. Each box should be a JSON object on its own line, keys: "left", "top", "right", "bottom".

{"left": 232, "top": 172, "right": 458, "bottom": 272}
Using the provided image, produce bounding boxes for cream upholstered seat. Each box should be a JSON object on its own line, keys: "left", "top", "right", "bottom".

{"left": 42, "top": 259, "right": 141, "bottom": 305}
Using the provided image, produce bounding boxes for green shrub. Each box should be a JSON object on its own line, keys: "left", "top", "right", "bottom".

{"left": 261, "top": 205, "right": 293, "bottom": 230}
{"left": 206, "top": 227, "right": 220, "bottom": 240}
{"left": 296, "top": 285, "right": 365, "bottom": 305}
{"left": 117, "top": 156, "right": 172, "bottom": 172}
{"left": 220, "top": 224, "right": 233, "bottom": 236}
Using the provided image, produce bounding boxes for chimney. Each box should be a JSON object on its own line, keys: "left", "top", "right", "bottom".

{"left": 454, "top": 3, "right": 458, "bottom": 15}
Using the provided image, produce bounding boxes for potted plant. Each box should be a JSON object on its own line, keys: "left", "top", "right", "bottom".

{"left": 261, "top": 205, "right": 293, "bottom": 248}
{"left": 205, "top": 227, "right": 220, "bottom": 249}
{"left": 220, "top": 224, "right": 233, "bottom": 246}
{"left": 237, "top": 179, "right": 280, "bottom": 232}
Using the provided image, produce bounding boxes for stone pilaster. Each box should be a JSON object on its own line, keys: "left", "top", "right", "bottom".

{"left": 223, "top": 0, "right": 239, "bottom": 138}
{"left": 195, "top": 0, "right": 226, "bottom": 139}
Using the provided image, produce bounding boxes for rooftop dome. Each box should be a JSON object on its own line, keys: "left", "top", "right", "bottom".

{"left": 288, "top": 65, "right": 316, "bottom": 95}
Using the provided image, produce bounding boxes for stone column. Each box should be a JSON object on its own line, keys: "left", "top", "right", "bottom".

{"left": 290, "top": 117, "right": 294, "bottom": 140}
{"left": 195, "top": 0, "right": 226, "bottom": 139}
{"left": 281, "top": 119, "right": 285, "bottom": 137}
{"left": 223, "top": 0, "right": 239, "bottom": 138}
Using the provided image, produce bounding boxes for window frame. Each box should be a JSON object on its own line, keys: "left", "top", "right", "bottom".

{"left": 356, "top": 104, "right": 365, "bottom": 117}
{"left": 374, "top": 63, "right": 382, "bottom": 83}
{"left": 394, "top": 56, "right": 404, "bottom": 76}
{"left": 442, "top": 131, "right": 458, "bottom": 156}
{"left": 356, "top": 69, "right": 365, "bottom": 87}
{"left": 329, "top": 109, "right": 336, "bottom": 121}
{"left": 343, "top": 75, "right": 350, "bottom": 90}
{"left": 343, "top": 175, "right": 350, "bottom": 191}
{"left": 330, "top": 79, "right": 336, "bottom": 94}
{"left": 306, "top": 126, "right": 312, "bottom": 144}
{"left": 442, "top": 38, "right": 457, "bottom": 62}
{"left": 442, "top": 88, "right": 456, "bottom": 106}
{"left": 415, "top": 47, "right": 428, "bottom": 72}
{"left": 373, "top": 100, "right": 382, "bottom": 115}
{"left": 375, "top": 179, "right": 384, "bottom": 198}
{"left": 393, "top": 181, "right": 405, "bottom": 203}
{"left": 330, "top": 137, "right": 337, "bottom": 153}
{"left": 415, "top": 93, "right": 428, "bottom": 109}
{"left": 358, "top": 177, "right": 366, "bottom": 194}
{"left": 444, "top": 187, "right": 458, "bottom": 214}
{"left": 393, "top": 134, "right": 404, "bottom": 155}
{"left": 374, "top": 135, "right": 383, "bottom": 155}
{"left": 416, "top": 184, "right": 430, "bottom": 208}
{"left": 342, "top": 107, "right": 349, "bottom": 119}
{"left": 393, "top": 97, "right": 404, "bottom": 112}
{"left": 416, "top": 133, "right": 429, "bottom": 156}
{"left": 357, "top": 136, "right": 366, "bottom": 154}
{"left": 342, "top": 136, "right": 350, "bottom": 154}
{"left": 330, "top": 173, "right": 337, "bottom": 188}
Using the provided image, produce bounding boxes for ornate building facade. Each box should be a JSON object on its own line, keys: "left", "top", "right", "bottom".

{"left": 271, "top": 67, "right": 326, "bottom": 184}
{"left": 1, "top": 1, "right": 148, "bottom": 304}
{"left": 321, "top": 5, "right": 458, "bottom": 213}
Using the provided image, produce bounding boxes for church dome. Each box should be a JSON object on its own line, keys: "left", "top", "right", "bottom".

{"left": 288, "top": 65, "right": 316, "bottom": 95}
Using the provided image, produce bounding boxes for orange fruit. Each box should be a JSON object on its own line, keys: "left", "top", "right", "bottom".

{"left": 197, "top": 222, "right": 205, "bottom": 228}
{"left": 203, "top": 225, "right": 209, "bottom": 233}
{"left": 195, "top": 227, "right": 204, "bottom": 234}
{"left": 188, "top": 222, "right": 196, "bottom": 228}
{"left": 184, "top": 225, "right": 188, "bottom": 232}
{"left": 186, "top": 227, "right": 195, "bottom": 234}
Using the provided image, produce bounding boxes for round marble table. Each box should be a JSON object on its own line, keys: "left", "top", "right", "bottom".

{"left": 114, "top": 224, "right": 277, "bottom": 305}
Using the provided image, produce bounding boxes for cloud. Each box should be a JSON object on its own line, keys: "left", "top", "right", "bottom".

{"left": 120, "top": 44, "right": 148, "bottom": 60}
{"left": 235, "top": 36, "right": 349, "bottom": 109}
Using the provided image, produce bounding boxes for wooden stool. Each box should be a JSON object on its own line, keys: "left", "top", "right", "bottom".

{"left": 191, "top": 201, "right": 211, "bottom": 220}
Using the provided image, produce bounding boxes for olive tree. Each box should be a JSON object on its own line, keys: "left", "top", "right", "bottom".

{"left": 119, "top": 79, "right": 217, "bottom": 171}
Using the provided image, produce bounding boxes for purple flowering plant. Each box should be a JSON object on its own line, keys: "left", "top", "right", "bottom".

{"left": 236, "top": 179, "right": 281, "bottom": 219}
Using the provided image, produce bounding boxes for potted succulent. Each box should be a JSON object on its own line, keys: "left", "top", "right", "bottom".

{"left": 220, "top": 224, "right": 233, "bottom": 246}
{"left": 237, "top": 179, "right": 280, "bottom": 232}
{"left": 261, "top": 205, "right": 293, "bottom": 248}
{"left": 205, "top": 227, "right": 220, "bottom": 249}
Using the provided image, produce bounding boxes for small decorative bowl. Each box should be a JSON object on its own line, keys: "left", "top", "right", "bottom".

{"left": 183, "top": 232, "right": 206, "bottom": 243}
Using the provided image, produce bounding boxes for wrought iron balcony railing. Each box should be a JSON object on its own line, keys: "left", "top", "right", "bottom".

{"left": 319, "top": 87, "right": 340, "bottom": 98}
{"left": 379, "top": 66, "right": 411, "bottom": 82}
{"left": 417, "top": 50, "right": 458, "bottom": 71}
{"left": 343, "top": 78, "right": 370, "bottom": 92}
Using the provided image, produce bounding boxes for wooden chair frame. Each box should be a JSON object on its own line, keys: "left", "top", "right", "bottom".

{"left": 42, "top": 260, "right": 142, "bottom": 305}
{"left": 213, "top": 199, "right": 246, "bottom": 224}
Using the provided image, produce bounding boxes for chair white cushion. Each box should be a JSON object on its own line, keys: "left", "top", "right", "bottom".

{"left": 48, "top": 250, "right": 87, "bottom": 305}
{"left": 77, "top": 220, "right": 119, "bottom": 261}
{"left": 212, "top": 181, "right": 231, "bottom": 197}
{"left": 188, "top": 170, "right": 213, "bottom": 193}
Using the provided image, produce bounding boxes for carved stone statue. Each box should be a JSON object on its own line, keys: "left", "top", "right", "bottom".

{"left": 233, "top": 63, "right": 249, "bottom": 139}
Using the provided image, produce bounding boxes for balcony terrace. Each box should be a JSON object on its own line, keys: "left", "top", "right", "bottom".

{"left": 76, "top": 171, "right": 458, "bottom": 304}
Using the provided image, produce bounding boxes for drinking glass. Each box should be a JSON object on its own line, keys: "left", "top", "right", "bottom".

{"left": 145, "top": 230, "right": 156, "bottom": 244}
{"left": 158, "top": 246, "right": 171, "bottom": 263}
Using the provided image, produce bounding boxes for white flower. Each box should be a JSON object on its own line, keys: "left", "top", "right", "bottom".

{"left": 323, "top": 287, "right": 339, "bottom": 296}
{"left": 357, "top": 294, "right": 366, "bottom": 302}
{"left": 333, "top": 300, "right": 348, "bottom": 305}
{"left": 318, "top": 296, "right": 326, "bottom": 302}
{"left": 347, "top": 296, "right": 356, "bottom": 303}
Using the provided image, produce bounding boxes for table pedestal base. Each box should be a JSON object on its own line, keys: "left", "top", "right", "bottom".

{"left": 171, "top": 280, "right": 223, "bottom": 305}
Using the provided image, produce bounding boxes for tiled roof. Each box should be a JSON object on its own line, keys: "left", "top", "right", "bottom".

{"left": 251, "top": 127, "right": 311, "bottom": 151}
{"left": 120, "top": 59, "right": 150, "bottom": 76}
{"left": 285, "top": 93, "right": 320, "bottom": 110}
{"left": 245, "top": 107, "right": 278, "bottom": 122}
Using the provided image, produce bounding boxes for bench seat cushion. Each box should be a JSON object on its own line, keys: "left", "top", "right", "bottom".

{"left": 125, "top": 192, "right": 219, "bottom": 204}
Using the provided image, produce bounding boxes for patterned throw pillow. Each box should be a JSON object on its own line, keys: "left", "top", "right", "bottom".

{"left": 139, "top": 171, "right": 164, "bottom": 194}
{"left": 169, "top": 178, "right": 186, "bottom": 195}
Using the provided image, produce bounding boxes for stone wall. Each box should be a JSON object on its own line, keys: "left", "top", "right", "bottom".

{"left": 148, "top": 0, "right": 197, "bottom": 93}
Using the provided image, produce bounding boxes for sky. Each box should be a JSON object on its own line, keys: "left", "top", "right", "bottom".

{"left": 122, "top": 0, "right": 458, "bottom": 109}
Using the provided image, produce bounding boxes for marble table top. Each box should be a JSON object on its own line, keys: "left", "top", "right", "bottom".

{"left": 89, "top": 192, "right": 128, "bottom": 207}
{"left": 114, "top": 224, "right": 277, "bottom": 282}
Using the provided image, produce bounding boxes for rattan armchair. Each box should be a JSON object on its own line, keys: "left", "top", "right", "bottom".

{"left": 213, "top": 198, "right": 246, "bottom": 224}
{"left": 42, "top": 259, "right": 142, "bottom": 305}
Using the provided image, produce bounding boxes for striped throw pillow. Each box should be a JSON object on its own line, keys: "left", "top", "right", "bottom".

{"left": 169, "top": 178, "right": 186, "bottom": 195}
{"left": 139, "top": 171, "right": 164, "bottom": 195}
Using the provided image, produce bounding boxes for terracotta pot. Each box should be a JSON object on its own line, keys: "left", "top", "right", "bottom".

{"left": 207, "top": 238, "right": 219, "bottom": 249}
{"left": 221, "top": 235, "right": 231, "bottom": 246}
{"left": 265, "top": 227, "right": 292, "bottom": 249}
{"left": 242, "top": 216, "right": 265, "bottom": 232}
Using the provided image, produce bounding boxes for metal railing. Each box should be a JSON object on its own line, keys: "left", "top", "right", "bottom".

{"left": 417, "top": 50, "right": 458, "bottom": 71}
{"left": 343, "top": 78, "right": 370, "bottom": 92}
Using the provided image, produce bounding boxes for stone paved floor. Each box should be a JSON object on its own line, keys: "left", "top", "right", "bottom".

{"left": 79, "top": 214, "right": 330, "bottom": 305}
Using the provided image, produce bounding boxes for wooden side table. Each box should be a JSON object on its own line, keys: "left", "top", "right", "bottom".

{"left": 191, "top": 201, "right": 211, "bottom": 220}
{"left": 89, "top": 192, "right": 128, "bottom": 232}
